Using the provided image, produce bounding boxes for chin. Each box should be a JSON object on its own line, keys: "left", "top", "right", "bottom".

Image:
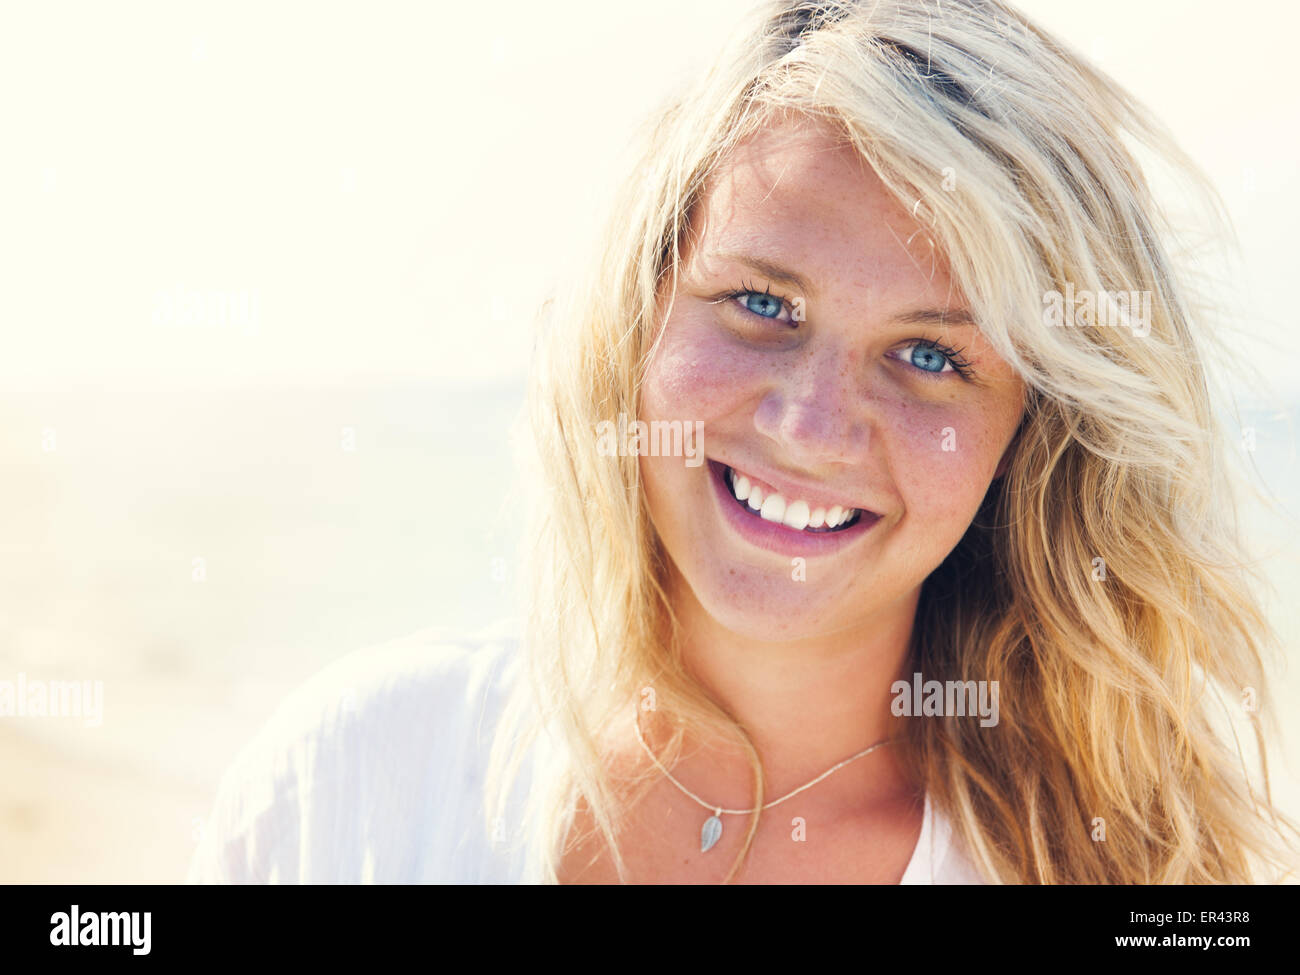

{"left": 680, "top": 561, "right": 851, "bottom": 643}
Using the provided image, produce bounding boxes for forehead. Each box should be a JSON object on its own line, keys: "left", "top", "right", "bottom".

{"left": 687, "top": 116, "right": 957, "bottom": 303}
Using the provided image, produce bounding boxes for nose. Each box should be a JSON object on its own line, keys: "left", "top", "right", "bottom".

{"left": 752, "top": 342, "right": 874, "bottom": 467}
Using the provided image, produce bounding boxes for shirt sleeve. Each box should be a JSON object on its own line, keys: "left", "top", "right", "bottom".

{"left": 185, "top": 673, "right": 345, "bottom": 884}
{"left": 185, "top": 623, "right": 520, "bottom": 884}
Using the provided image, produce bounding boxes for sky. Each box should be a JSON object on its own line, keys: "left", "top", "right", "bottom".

{"left": 0, "top": 0, "right": 1296, "bottom": 398}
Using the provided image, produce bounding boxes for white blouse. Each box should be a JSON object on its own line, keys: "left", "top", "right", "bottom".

{"left": 188, "top": 620, "right": 987, "bottom": 884}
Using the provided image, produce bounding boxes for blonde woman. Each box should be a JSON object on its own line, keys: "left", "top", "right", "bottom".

{"left": 190, "top": 0, "right": 1299, "bottom": 884}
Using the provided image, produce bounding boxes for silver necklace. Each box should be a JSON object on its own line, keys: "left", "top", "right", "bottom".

{"left": 632, "top": 708, "right": 895, "bottom": 852}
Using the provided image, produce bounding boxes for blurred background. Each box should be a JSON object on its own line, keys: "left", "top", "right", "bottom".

{"left": 1, "top": 0, "right": 1296, "bottom": 882}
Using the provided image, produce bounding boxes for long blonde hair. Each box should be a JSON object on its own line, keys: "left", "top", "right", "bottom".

{"left": 486, "top": 0, "right": 1300, "bottom": 883}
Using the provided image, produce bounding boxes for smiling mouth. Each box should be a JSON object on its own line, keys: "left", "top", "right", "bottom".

{"left": 721, "top": 464, "right": 866, "bottom": 533}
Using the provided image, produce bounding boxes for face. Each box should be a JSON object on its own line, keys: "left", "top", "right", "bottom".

{"left": 638, "top": 115, "right": 1026, "bottom": 643}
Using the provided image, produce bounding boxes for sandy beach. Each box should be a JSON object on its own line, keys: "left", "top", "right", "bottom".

{"left": 2, "top": 382, "right": 1297, "bottom": 884}
{"left": 0, "top": 730, "right": 209, "bottom": 884}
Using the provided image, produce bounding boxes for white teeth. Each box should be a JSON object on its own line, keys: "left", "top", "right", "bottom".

{"left": 725, "top": 466, "right": 861, "bottom": 532}
{"left": 783, "top": 500, "right": 810, "bottom": 531}
{"left": 759, "top": 493, "right": 786, "bottom": 524}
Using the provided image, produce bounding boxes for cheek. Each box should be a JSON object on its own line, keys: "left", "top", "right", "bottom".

{"left": 883, "top": 397, "right": 1005, "bottom": 527}
{"left": 639, "top": 315, "right": 760, "bottom": 424}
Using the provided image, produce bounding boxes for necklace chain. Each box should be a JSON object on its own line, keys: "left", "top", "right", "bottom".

{"left": 632, "top": 707, "right": 895, "bottom": 816}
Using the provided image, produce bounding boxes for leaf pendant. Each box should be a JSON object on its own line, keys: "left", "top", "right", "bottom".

{"left": 701, "top": 813, "right": 723, "bottom": 853}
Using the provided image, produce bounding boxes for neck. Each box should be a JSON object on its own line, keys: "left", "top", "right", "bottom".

{"left": 638, "top": 569, "right": 923, "bottom": 814}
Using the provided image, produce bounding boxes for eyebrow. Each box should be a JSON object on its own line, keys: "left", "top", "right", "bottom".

{"left": 711, "top": 252, "right": 978, "bottom": 328}
{"left": 890, "top": 307, "right": 978, "bottom": 328}
{"left": 714, "top": 252, "right": 816, "bottom": 297}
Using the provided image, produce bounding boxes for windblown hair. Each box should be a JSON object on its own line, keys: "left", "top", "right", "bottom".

{"left": 486, "top": 0, "right": 1300, "bottom": 883}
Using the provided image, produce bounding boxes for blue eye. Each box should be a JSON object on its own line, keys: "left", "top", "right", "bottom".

{"left": 738, "top": 291, "right": 784, "bottom": 319}
{"left": 716, "top": 279, "right": 795, "bottom": 325}
{"left": 906, "top": 343, "right": 952, "bottom": 373}
{"left": 890, "top": 341, "right": 973, "bottom": 379}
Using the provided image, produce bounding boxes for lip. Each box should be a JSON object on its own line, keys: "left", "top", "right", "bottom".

{"left": 707, "top": 458, "right": 881, "bottom": 558}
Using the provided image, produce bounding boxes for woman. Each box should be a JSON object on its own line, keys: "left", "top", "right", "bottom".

{"left": 191, "top": 0, "right": 1299, "bottom": 884}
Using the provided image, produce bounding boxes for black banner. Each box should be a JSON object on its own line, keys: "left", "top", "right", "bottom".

{"left": 0, "top": 884, "right": 1283, "bottom": 961}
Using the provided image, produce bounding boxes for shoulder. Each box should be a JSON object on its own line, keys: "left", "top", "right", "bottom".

{"left": 188, "top": 619, "right": 524, "bottom": 883}
{"left": 267, "top": 618, "right": 523, "bottom": 755}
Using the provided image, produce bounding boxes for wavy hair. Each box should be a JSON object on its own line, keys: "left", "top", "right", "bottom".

{"left": 485, "top": 0, "right": 1300, "bottom": 883}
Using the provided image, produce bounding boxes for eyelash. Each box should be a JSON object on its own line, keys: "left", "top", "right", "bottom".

{"left": 895, "top": 339, "right": 975, "bottom": 380}
{"left": 712, "top": 278, "right": 795, "bottom": 324}
{"left": 712, "top": 281, "right": 976, "bottom": 380}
